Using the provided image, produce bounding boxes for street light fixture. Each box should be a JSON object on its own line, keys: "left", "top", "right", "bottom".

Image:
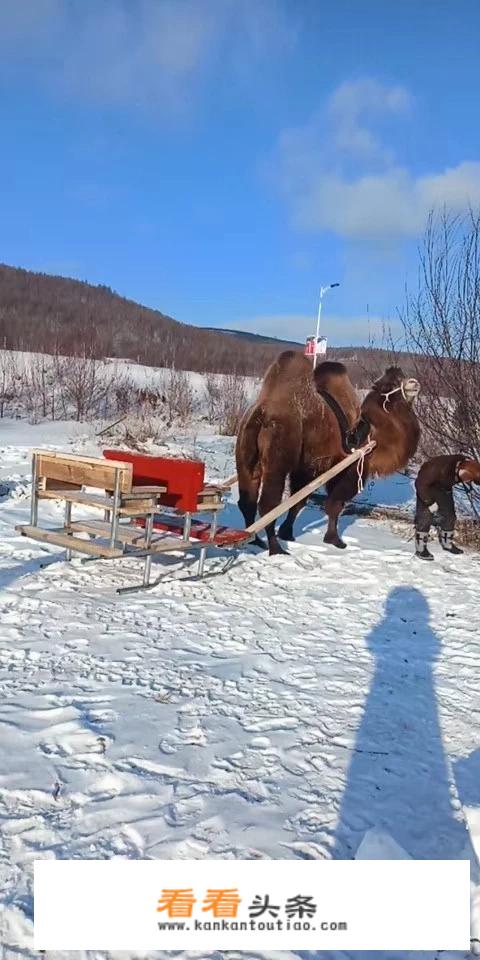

{"left": 312, "top": 282, "right": 340, "bottom": 369}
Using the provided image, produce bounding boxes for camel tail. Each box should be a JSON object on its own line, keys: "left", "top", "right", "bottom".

{"left": 236, "top": 405, "right": 263, "bottom": 481}
{"left": 235, "top": 404, "right": 264, "bottom": 528}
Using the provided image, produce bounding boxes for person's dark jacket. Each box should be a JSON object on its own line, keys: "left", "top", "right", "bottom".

{"left": 415, "top": 454, "right": 466, "bottom": 503}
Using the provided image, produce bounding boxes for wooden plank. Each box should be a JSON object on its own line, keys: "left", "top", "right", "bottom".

{"left": 196, "top": 497, "right": 223, "bottom": 509}
{"left": 124, "top": 486, "right": 167, "bottom": 498}
{"left": 36, "top": 455, "right": 132, "bottom": 493}
{"left": 245, "top": 442, "right": 376, "bottom": 536}
{"left": 119, "top": 500, "right": 157, "bottom": 516}
{"left": 31, "top": 450, "right": 132, "bottom": 468}
{"left": 39, "top": 489, "right": 115, "bottom": 509}
{"left": 128, "top": 537, "right": 198, "bottom": 555}
{"left": 39, "top": 489, "right": 157, "bottom": 516}
{"left": 71, "top": 519, "right": 147, "bottom": 545}
{"left": 130, "top": 485, "right": 167, "bottom": 495}
{"left": 15, "top": 525, "right": 124, "bottom": 558}
{"left": 45, "top": 478, "right": 82, "bottom": 492}
{"left": 71, "top": 520, "right": 198, "bottom": 555}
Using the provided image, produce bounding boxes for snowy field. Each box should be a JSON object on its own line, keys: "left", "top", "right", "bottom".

{"left": 0, "top": 418, "right": 479, "bottom": 959}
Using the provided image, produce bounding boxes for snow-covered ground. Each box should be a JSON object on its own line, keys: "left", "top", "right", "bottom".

{"left": 0, "top": 419, "right": 479, "bottom": 960}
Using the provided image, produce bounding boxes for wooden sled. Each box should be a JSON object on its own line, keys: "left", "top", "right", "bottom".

{"left": 16, "top": 442, "right": 375, "bottom": 593}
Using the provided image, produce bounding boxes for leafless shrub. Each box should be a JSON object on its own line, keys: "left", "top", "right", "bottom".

{"left": 160, "top": 367, "right": 195, "bottom": 424}
{"left": 118, "top": 409, "right": 167, "bottom": 450}
{"left": 54, "top": 354, "right": 114, "bottom": 421}
{"left": 113, "top": 375, "right": 138, "bottom": 414}
{"left": 136, "top": 386, "right": 165, "bottom": 409}
{"left": 20, "top": 353, "right": 62, "bottom": 421}
{"left": 204, "top": 372, "right": 222, "bottom": 423}
{"left": 0, "top": 350, "right": 20, "bottom": 418}
{"left": 217, "top": 372, "right": 249, "bottom": 436}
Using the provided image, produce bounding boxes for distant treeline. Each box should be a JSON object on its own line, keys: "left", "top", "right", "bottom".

{"left": 0, "top": 263, "right": 412, "bottom": 384}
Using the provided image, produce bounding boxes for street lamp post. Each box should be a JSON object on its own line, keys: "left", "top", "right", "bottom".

{"left": 312, "top": 282, "right": 340, "bottom": 370}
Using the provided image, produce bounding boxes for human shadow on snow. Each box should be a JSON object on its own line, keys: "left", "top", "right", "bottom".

{"left": 332, "top": 586, "right": 472, "bottom": 862}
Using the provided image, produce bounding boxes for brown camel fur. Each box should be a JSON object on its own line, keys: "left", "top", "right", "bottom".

{"left": 323, "top": 365, "right": 420, "bottom": 547}
{"left": 235, "top": 351, "right": 360, "bottom": 554}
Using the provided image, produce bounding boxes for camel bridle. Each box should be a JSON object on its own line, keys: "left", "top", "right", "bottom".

{"left": 378, "top": 378, "right": 420, "bottom": 412}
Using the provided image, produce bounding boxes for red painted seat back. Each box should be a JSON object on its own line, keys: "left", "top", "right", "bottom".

{"left": 103, "top": 450, "right": 205, "bottom": 513}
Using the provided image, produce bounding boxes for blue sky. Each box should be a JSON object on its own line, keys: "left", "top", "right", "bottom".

{"left": 0, "top": 0, "right": 479, "bottom": 347}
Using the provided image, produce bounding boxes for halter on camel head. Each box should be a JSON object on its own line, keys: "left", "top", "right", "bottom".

{"left": 377, "top": 376, "right": 421, "bottom": 412}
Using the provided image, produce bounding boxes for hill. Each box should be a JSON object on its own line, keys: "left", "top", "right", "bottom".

{"left": 203, "top": 326, "right": 302, "bottom": 348}
{"left": 0, "top": 264, "right": 301, "bottom": 377}
{"left": 0, "top": 263, "right": 396, "bottom": 384}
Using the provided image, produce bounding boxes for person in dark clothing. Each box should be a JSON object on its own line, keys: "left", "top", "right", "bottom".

{"left": 414, "top": 454, "right": 480, "bottom": 560}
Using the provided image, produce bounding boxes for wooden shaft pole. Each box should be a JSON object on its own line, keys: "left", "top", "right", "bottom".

{"left": 218, "top": 472, "right": 238, "bottom": 489}
{"left": 244, "top": 441, "right": 376, "bottom": 536}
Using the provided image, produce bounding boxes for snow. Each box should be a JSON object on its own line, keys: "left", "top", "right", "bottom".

{"left": 0, "top": 418, "right": 478, "bottom": 959}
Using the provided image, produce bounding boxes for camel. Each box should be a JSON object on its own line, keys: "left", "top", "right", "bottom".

{"left": 236, "top": 351, "right": 361, "bottom": 554}
{"left": 235, "top": 352, "right": 420, "bottom": 554}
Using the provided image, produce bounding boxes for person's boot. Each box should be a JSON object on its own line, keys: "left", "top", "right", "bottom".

{"left": 415, "top": 532, "right": 434, "bottom": 561}
{"left": 439, "top": 530, "right": 463, "bottom": 555}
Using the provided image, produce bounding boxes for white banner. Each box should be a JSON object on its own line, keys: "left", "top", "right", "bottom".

{"left": 34, "top": 858, "right": 470, "bottom": 951}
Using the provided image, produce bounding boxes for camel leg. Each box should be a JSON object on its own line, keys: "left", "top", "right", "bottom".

{"left": 238, "top": 474, "right": 266, "bottom": 549}
{"left": 258, "top": 470, "right": 289, "bottom": 556}
{"left": 323, "top": 467, "right": 359, "bottom": 549}
{"left": 278, "top": 470, "right": 311, "bottom": 542}
{"left": 324, "top": 496, "right": 346, "bottom": 548}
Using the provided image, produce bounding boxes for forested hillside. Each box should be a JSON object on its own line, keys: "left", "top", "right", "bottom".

{"left": 0, "top": 264, "right": 300, "bottom": 376}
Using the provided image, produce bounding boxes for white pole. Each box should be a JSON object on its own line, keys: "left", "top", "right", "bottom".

{"left": 311, "top": 282, "right": 339, "bottom": 370}
{"left": 313, "top": 286, "right": 326, "bottom": 370}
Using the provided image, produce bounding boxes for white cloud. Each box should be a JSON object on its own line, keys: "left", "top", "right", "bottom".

{"left": 0, "top": 0, "right": 296, "bottom": 113}
{"left": 273, "top": 78, "right": 480, "bottom": 240}
{"left": 293, "top": 163, "right": 480, "bottom": 238}
{"left": 328, "top": 78, "right": 412, "bottom": 164}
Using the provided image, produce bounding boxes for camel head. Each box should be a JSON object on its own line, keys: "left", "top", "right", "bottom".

{"left": 372, "top": 366, "right": 420, "bottom": 408}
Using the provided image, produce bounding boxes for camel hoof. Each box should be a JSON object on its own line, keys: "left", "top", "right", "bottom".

{"left": 324, "top": 533, "right": 347, "bottom": 550}
{"left": 251, "top": 535, "right": 268, "bottom": 550}
{"left": 278, "top": 525, "right": 295, "bottom": 542}
{"left": 269, "top": 540, "right": 289, "bottom": 556}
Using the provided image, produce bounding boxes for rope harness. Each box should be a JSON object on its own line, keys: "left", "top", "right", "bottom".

{"left": 318, "top": 389, "right": 351, "bottom": 454}
{"left": 380, "top": 382, "right": 407, "bottom": 412}
{"left": 356, "top": 448, "right": 367, "bottom": 493}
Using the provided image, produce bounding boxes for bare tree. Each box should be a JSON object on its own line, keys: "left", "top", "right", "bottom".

{"left": 401, "top": 209, "right": 480, "bottom": 517}
{"left": 401, "top": 210, "right": 480, "bottom": 460}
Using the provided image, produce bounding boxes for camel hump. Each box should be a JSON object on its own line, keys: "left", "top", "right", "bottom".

{"left": 314, "top": 361, "right": 360, "bottom": 429}
{"left": 314, "top": 360, "right": 348, "bottom": 391}
{"left": 260, "top": 349, "right": 312, "bottom": 396}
